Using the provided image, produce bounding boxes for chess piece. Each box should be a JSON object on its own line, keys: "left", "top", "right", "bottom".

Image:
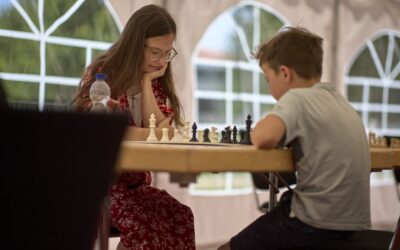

{"left": 225, "top": 126, "right": 232, "bottom": 143}
{"left": 183, "top": 121, "right": 190, "bottom": 142}
{"left": 391, "top": 138, "right": 400, "bottom": 148}
{"left": 198, "top": 130, "right": 204, "bottom": 143}
{"left": 220, "top": 131, "right": 226, "bottom": 143}
{"left": 378, "top": 136, "right": 387, "bottom": 147}
{"left": 239, "top": 129, "right": 245, "bottom": 144}
{"left": 160, "top": 128, "right": 170, "bottom": 142}
{"left": 203, "top": 128, "right": 210, "bottom": 143}
{"left": 368, "top": 131, "right": 376, "bottom": 147}
{"left": 210, "top": 127, "right": 218, "bottom": 143}
{"left": 171, "top": 128, "right": 181, "bottom": 142}
{"left": 190, "top": 122, "right": 198, "bottom": 142}
{"left": 241, "top": 114, "right": 252, "bottom": 145}
{"left": 232, "top": 126, "right": 238, "bottom": 144}
{"left": 146, "top": 113, "right": 158, "bottom": 142}
{"left": 220, "top": 126, "right": 231, "bottom": 143}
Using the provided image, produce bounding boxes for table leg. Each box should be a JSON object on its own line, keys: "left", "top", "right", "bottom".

{"left": 268, "top": 172, "right": 278, "bottom": 212}
{"left": 95, "top": 196, "right": 110, "bottom": 250}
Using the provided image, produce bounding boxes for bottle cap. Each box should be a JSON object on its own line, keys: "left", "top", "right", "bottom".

{"left": 95, "top": 73, "right": 107, "bottom": 80}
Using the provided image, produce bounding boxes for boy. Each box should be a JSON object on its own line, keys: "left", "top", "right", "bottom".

{"left": 218, "top": 27, "right": 371, "bottom": 249}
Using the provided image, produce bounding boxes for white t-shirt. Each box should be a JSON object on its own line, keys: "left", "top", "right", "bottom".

{"left": 127, "top": 92, "right": 174, "bottom": 128}
{"left": 270, "top": 82, "right": 371, "bottom": 230}
{"left": 127, "top": 93, "right": 142, "bottom": 127}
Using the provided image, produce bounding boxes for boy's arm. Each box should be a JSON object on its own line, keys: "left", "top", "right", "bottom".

{"left": 251, "top": 114, "right": 286, "bottom": 149}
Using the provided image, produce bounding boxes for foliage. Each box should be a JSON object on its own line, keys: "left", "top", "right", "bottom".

{"left": 0, "top": 0, "right": 119, "bottom": 108}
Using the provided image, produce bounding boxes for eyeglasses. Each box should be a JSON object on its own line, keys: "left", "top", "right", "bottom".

{"left": 144, "top": 45, "right": 178, "bottom": 62}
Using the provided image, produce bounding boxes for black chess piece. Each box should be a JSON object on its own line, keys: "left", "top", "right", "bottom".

{"left": 241, "top": 114, "right": 253, "bottom": 145}
{"left": 225, "top": 126, "right": 232, "bottom": 143}
{"left": 190, "top": 122, "right": 198, "bottom": 142}
{"left": 220, "top": 131, "right": 226, "bottom": 143}
{"left": 203, "top": 128, "right": 210, "bottom": 142}
{"left": 239, "top": 129, "right": 245, "bottom": 144}
{"left": 232, "top": 126, "right": 238, "bottom": 144}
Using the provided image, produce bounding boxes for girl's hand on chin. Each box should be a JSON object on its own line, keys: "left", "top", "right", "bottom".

{"left": 143, "top": 63, "right": 168, "bottom": 84}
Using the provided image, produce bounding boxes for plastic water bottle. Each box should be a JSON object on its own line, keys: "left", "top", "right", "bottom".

{"left": 89, "top": 73, "right": 110, "bottom": 113}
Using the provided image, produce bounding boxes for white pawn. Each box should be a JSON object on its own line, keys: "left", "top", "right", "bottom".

{"left": 171, "top": 128, "right": 182, "bottom": 142}
{"left": 146, "top": 113, "right": 158, "bottom": 142}
{"left": 183, "top": 121, "right": 190, "bottom": 142}
{"left": 210, "top": 127, "right": 218, "bottom": 143}
{"left": 198, "top": 130, "right": 204, "bottom": 143}
{"left": 160, "top": 128, "right": 170, "bottom": 142}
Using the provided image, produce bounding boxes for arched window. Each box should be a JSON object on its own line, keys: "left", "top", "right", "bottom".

{"left": 345, "top": 30, "right": 400, "bottom": 136}
{"left": 0, "top": 0, "right": 121, "bottom": 110}
{"left": 345, "top": 29, "right": 400, "bottom": 183}
{"left": 191, "top": 1, "right": 288, "bottom": 194}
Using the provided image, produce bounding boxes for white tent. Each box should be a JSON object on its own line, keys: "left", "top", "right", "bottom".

{"left": 108, "top": 1, "right": 400, "bottom": 248}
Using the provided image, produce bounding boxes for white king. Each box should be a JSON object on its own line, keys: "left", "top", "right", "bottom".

{"left": 146, "top": 113, "right": 158, "bottom": 142}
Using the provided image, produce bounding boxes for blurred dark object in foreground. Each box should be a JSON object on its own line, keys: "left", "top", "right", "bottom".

{"left": 0, "top": 78, "right": 9, "bottom": 111}
{"left": 0, "top": 108, "right": 128, "bottom": 250}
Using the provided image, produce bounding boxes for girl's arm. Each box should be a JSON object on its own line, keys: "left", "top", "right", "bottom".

{"left": 140, "top": 64, "right": 169, "bottom": 127}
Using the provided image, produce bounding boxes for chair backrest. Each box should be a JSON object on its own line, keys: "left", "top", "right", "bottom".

{"left": 0, "top": 78, "right": 9, "bottom": 111}
{"left": 389, "top": 216, "right": 400, "bottom": 250}
{"left": 0, "top": 109, "right": 127, "bottom": 250}
{"left": 252, "top": 172, "right": 297, "bottom": 190}
{"left": 394, "top": 168, "right": 400, "bottom": 184}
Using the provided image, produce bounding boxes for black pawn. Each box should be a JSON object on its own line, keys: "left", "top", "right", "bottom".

{"left": 225, "top": 126, "right": 232, "bottom": 143}
{"left": 220, "top": 131, "right": 226, "bottom": 143}
{"left": 241, "top": 114, "right": 253, "bottom": 145}
{"left": 232, "top": 126, "right": 238, "bottom": 144}
{"left": 239, "top": 129, "right": 245, "bottom": 144}
{"left": 190, "top": 122, "right": 198, "bottom": 142}
{"left": 203, "top": 128, "right": 211, "bottom": 142}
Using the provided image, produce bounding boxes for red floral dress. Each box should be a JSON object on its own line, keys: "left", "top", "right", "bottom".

{"left": 110, "top": 79, "right": 195, "bottom": 250}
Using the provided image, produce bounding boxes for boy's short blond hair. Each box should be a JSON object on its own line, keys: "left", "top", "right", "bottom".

{"left": 256, "top": 27, "right": 323, "bottom": 80}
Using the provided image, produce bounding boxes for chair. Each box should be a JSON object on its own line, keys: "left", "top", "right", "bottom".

{"left": 0, "top": 109, "right": 127, "bottom": 250}
{"left": 389, "top": 215, "right": 400, "bottom": 250}
{"left": 252, "top": 170, "right": 398, "bottom": 250}
{"left": 385, "top": 136, "right": 400, "bottom": 201}
{"left": 0, "top": 78, "right": 9, "bottom": 111}
{"left": 282, "top": 216, "right": 399, "bottom": 250}
{"left": 310, "top": 229, "right": 394, "bottom": 250}
{"left": 252, "top": 172, "right": 296, "bottom": 212}
{"left": 310, "top": 215, "right": 400, "bottom": 250}
{"left": 394, "top": 168, "right": 400, "bottom": 201}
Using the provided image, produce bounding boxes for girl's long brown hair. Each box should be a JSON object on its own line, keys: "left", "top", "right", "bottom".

{"left": 72, "top": 4, "right": 183, "bottom": 126}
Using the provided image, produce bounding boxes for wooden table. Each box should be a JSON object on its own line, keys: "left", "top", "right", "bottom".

{"left": 97, "top": 142, "right": 400, "bottom": 250}
{"left": 116, "top": 142, "right": 400, "bottom": 173}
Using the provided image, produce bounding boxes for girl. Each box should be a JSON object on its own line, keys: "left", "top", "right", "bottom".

{"left": 72, "top": 4, "right": 195, "bottom": 250}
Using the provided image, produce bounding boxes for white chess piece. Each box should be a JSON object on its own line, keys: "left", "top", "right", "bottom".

{"left": 183, "top": 121, "right": 190, "bottom": 142}
{"left": 198, "top": 130, "right": 204, "bottom": 143}
{"left": 210, "top": 127, "right": 218, "bottom": 143}
{"left": 160, "top": 128, "right": 170, "bottom": 142}
{"left": 171, "top": 128, "right": 182, "bottom": 142}
{"left": 146, "top": 113, "right": 158, "bottom": 142}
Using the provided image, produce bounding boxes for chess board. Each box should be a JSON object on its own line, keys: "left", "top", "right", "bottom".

{"left": 132, "top": 140, "right": 252, "bottom": 147}
{"left": 145, "top": 113, "right": 253, "bottom": 144}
